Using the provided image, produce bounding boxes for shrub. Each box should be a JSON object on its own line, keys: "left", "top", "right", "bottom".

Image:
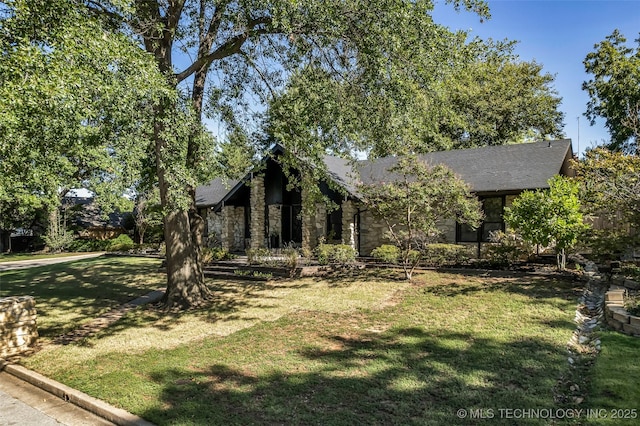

{"left": 485, "top": 230, "right": 532, "bottom": 267}
{"left": 315, "top": 243, "right": 357, "bottom": 265}
{"left": 584, "top": 229, "right": 639, "bottom": 262}
{"left": 371, "top": 244, "right": 400, "bottom": 264}
{"left": 202, "top": 247, "right": 235, "bottom": 263}
{"left": 422, "top": 244, "right": 471, "bottom": 267}
{"left": 246, "top": 248, "right": 271, "bottom": 265}
{"left": 68, "top": 238, "right": 110, "bottom": 252}
{"left": 107, "top": 234, "right": 135, "bottom": 251}
{"left": 624, "top": 295, "right": 640, "bottom": 316}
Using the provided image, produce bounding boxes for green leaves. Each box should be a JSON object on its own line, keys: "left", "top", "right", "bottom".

{"left": 0, "top": 0, "right": 170, "bottom": 218}
{"left": 583, "top": 30, "right": 640, "bottom": 154}
{"left": 504, "top": 176, "right": 588, "bottom": 268}
{"left": 359, "top": 155, "right": 482, "bottom": 278}
{"left": 573, "top": 148, "right": 640, "bottom": 230}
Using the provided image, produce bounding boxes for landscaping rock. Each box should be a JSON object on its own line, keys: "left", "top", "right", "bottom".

{"left": 624, "top": 279, "right": 640, "bottom": 290}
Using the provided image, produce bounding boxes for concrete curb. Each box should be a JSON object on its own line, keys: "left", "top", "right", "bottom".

{"left": 0, "top": 360, "right": 155, "bottom": 426}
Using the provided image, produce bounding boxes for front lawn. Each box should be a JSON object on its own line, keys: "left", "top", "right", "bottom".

{"left": 0, "top": 252, "right": 100, "bottom": 263}
{"left": 0, "top": 257, "right": 164, "bottom": 338}
{"left": 586, "top": 331, "right": 640, "bottom": 425}
{"left": 20, "top": 265, "right": 585, "bottom": 425}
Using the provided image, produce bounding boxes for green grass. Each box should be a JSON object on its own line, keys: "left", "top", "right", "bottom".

{"left": 585, "top": 331, "right": 640, "bottom": 425}
{"left": 20, "top": 267, "right": 588, "bottom": 425}
{"left": 0, "top": 257, "right": 164, "bottom": 338}
{"left": 0, "top": 252, "right": 100, "bottom": 263}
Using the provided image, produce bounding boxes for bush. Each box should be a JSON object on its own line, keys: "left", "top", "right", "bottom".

{"left": 371, "top": 244, "right": 400, "bottom": 264}
{"left": 68, "top": 238, "right": 110, "bottom": 252}
{"left": 485, "top": 230, "right": 532, "bottom": 267}
{"left": 625, "top": 295, "right": 640, "bottom": 316}
{"left": 422, "top": 244, "right": 471, "bottom": 267}
{"left": 246, "top": 248, "right": 271, "bottom": 265}
{"left": 106, "top": 234, "right": 135, "bottom": 251}
{"left": 202, "top": 247, "right": 235, "bottom": 263}
{"left": 584, "top": 229, "right": 639, "bottom": 262}
{"left": 315, "top": 243, "right": 357, "bottom": 265}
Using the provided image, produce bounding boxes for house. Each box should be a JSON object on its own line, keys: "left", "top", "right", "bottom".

{"left": 196, "top": 139, "right": 574, "bottom": 255}
{"left": 63, "top": 197, "right": 133, "bottom": 240}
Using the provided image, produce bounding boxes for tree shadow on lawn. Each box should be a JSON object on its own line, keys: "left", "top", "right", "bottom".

{"left": 420, "top": 270, "right": 584, "bottom": 307}
{"left": 0, "top": 257, "right": 165, "bottom": 338}
{"left": 140, "top": 327, "right": 573, "bottom": 425}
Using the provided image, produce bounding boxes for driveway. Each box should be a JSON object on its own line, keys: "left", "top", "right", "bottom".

{"left": 0, "top": 253, "right": 105, "bottom": 272}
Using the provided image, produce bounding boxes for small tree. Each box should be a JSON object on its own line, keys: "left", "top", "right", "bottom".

{"left": 359, "top": 156, "right": 482, "bottom": 280}
{"left": 134, "top": 189, "right": 163, "bottom": 245}
{"left": 504, "top": 176, "right": 588, "bottom": 270}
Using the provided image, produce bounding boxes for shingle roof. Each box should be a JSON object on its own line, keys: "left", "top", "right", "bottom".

{"left": 195, "top": 139, "right": 573, "bottom": 207}
{"left": 195, "top": 177, "right": 242, "bottom": 208}
{"left": 357, "top": 139, "right": 573, "bottom": 193}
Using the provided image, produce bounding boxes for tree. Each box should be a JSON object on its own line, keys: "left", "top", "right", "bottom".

{"left": 573, "top": 148, "right": 640, "bottom": 231}
{"left": 439, "top": 41, "right": 564, "bottom": 149}
{"left": 0, "top": 1, "right": 170, "bottom": 251}
{"left": 504, "top": 176, "right": 588, "bottom": 270}
{"left": 134, "top": 188, "right": 163, "bottom": 245}
{"left": 267, "top": 38, "right": 564, "bottom": 159}
{"left": 359, "top": 156, "right": 482, "bottom": 280}
{"left": 55, "top": 0, "right": 491, "bottom": 309}
{"left": 583, "top": 30, "right": 640, "bottom": 154}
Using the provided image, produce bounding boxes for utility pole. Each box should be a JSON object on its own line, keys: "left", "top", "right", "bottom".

{"left": 576, "top": 116, "right": 580, "bottom": 158}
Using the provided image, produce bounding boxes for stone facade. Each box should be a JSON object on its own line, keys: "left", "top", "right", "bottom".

{"left": 250, "top": 175, "right": 266, "bottom": 249}
{"left": 341, "top": 200, "right": 358, "bottom": 250}
{"left": 267, "top": 204, "right": 282, "bottom": 245}
{"left": 0, "top": 296, "right": 38, "bottom": 358}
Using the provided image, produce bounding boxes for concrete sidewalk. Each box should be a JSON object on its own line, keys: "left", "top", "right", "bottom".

{"left": 0, "top": 253, "right": 106, "bottom": 272}
{"left": 0, "top": 369, "right": 114, "bottom": 426}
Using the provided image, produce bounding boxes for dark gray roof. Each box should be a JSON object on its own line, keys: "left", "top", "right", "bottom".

{"left": 195, "top": 139, "right": 573, "bottom": 207}
{"left": 357, "top": 139, "right": 573, "bottom": 194}
{"left": 323, "top": 154, "right": 360, "bottom": 195}
{"left": 63, "top": 197, "right": 131, "bottom": 228}
{"left": 195, "top": 177, "right": 242, "bottom": 208}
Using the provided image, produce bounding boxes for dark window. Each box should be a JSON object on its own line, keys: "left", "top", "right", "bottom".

{"left": 456, "top": 196, "right": 505, "bottom": 243}
{"left": 326, "top": 208, "right": 342, "bottom": 241}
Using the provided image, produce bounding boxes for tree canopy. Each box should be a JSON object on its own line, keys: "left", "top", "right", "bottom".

{"left": 359, "top": 156, "right": 482, "bottom": 280}
{"left": 583, "top": 30, "right": 640, "bottom": 154}
{"left": 266, "top": 38, "right": 564, "bottom": 159}
{"left": 0, "top": 0, "right": 170, "bottom": 217}
{"left": 504, "top": 176, "right": 588, "bottom": 270}
{"left": 573, "top": 148, "right": 640, "bottom": 231}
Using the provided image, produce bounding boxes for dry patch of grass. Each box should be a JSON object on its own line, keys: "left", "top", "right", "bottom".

{"left": 0, "top": 257, "right": 165, "bottom": 338}
{"left": 26, "top": 272, "right": 409, "bottom": 369}
{"left": 21, "top": 267, "right": 584, "bottom": 425}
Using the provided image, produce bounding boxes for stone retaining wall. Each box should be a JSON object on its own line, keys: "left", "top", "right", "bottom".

{"left": 0, "top": 296, "right": 38, "bottom": 358}
{"left": 604, "top": 278, "right": 640, "bottom": 337}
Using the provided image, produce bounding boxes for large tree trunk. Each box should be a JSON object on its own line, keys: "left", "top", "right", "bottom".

{"left": 154, "top": 98, "right": 212, "bottom": 310}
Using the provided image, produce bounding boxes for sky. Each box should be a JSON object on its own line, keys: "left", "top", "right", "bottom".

{"left": 432, "top": 0, "right": 640, "bottom": 157}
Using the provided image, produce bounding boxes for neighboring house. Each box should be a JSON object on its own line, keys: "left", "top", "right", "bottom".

{"left": 196, "top": 139, "right": 574, "bottom": 255}
{"left": 64, "top": 197, "right": 132, "bottom": 240}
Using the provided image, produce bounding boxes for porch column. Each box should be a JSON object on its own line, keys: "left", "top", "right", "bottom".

{"left": 250, "top": 175, "right": 266, "bottom": 249}
{"left": 221, "top": 205, "right": 232, "bottom": 251}
{"left": 301, "top": 188, "right": 315, "bottom": 253}
{"left": 341, "top": 199, "right": 357, "bottom": 251}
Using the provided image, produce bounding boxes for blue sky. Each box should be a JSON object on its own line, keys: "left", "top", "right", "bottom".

{"left": 432, "top": 0, "right": 640, "bottom": 157}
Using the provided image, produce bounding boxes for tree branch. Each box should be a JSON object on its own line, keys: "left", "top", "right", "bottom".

{"left": 174, "top": 16, "right": 274, "bottom": 83}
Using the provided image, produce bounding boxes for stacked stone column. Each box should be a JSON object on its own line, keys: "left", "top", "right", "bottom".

{"left": 250, "top": 175, "right": 266, "bottom": 249}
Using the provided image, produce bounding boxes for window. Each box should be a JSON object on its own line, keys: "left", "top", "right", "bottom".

{"left": 326, "top": 208, "right": 342, "bottom": 241}
{"left": 456, "top": 196, "right": 505, "bottom": 243}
